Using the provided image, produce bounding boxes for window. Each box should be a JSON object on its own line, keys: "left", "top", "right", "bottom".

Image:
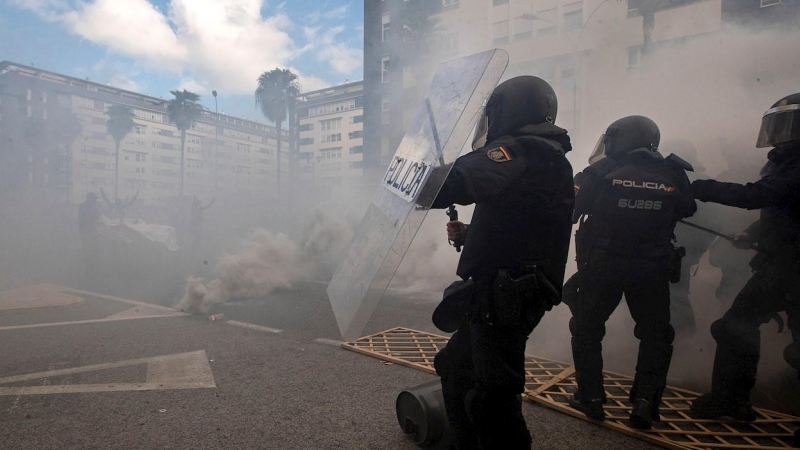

{"left": 443, "top": 0, "right": 459, "bottom": 10}
{"left": 350, "top": 145, "right": 363, "bottom": 154}
{"left": 492, "top": 20, "right": 509, "bottom": 46}
{"left": 381, "top": 97, "right": 390, "bottom": 125}
{"left": 561, "top": 68, "right": 576, "bottom": 92}
{"left": 564, "top": 9, "right": 583, "bottom": 30}
{"left": 26, "top": 89, "right": 31, "bottom": 101}
{"left": 536, "top": 8, "right": 557, "bottom": 36}
{"left": 26, "top": 105, "right": 32, "bottom": 117}
{"left": 761, "top": 0, "right": 781, "bottom": 5}
{"left": 320, "top": 147, "right": 342, "bottom": 159}
{"left": 628, "top": 46, "right": 643, "bottom": 69}
{"left": 321, "top": 133, "right": 341, "bottom": 143}
{"left": 319, "top": 118, "right": 341, "bottom": 132}
{"left": 351, "top": 115, "right": 364, "bottom": 124}
{"left": 493, "top": 0, "right": 508, "bottom": 5}
{"left": 349, "top": 161, "right": 363, "bottom": 169}
{"left": 382, "top": 13, "right": 391, "bottom": 42}
{"left": 381, "top": 56, "right": 390, "bottom": 83}
{"left": 348, "top": 130, "right": 363, "bottom": 139}
{"left": 41, "top": 92, "right": 47, "bottom": 103}
{"left": 441, "top": 32, "right": 459, "bottom": 54}
{"left": 298, "top": 123, "right": 314, "bottom": 131}
{"left": 299, "top": 138, "right": 314, "bottom": 146}
{"left": 134, "top": 125, "right": 146, "bottom": 135}
{"left": 513, "top": 17, "right": 533, "bottom": 41}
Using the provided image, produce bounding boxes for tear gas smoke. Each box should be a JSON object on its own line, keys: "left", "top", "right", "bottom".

{"left": 177, "top": 211, "right": 354, "bottom": 312}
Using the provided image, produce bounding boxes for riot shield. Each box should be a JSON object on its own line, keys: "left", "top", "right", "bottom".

{"left": 327, "top": 49, "right": 509, "bottom": 341}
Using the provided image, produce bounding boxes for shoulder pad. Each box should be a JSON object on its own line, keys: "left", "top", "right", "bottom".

{"left": 584, "top": 157, "right": 619, "bottom": 177}
{"left": 665, "top": 153, "right": 694, "bottom": 172}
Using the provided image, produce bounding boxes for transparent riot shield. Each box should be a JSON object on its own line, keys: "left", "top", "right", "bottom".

{"left": 327, "top": 49, "right": 509, "bottom": 341}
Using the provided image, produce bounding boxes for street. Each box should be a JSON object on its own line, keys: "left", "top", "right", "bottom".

{"left": 0, "top": 282, "right": 661, "bottom": 450}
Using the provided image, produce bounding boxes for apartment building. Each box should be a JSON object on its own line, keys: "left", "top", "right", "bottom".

{"left": 0, "top": 61, "right": 286, "bottom": 205}
{"left": 294, "top": 81, "right": 365, "bottom": 189}
{"left": 364, "top": 0, "right": 741, "bottom": 164}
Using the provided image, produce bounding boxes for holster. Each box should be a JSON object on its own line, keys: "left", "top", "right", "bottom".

{"left": 489, "top": 266, "right": 560, "bottom": 328}
{"left": 668, "top": 246, "right": 686, "bottom": 283}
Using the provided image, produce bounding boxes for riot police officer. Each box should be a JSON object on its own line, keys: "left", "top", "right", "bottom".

{"left": 431, "top": 76, "right": 574, "bottom": 449}
{"left": 690, "top": 93, "right": 800, "bottom": 423}
{"left": 569, "top": 116, "right": 697, "bottom": 430}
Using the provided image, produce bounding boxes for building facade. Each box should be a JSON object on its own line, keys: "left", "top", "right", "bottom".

{"left": 364, "top": 0, "right": 750, "bottom": 164}
{"left": 294, "top": 81, "right": 365, "bottom": 189}
{"left": 0, "top": 61, "right": 287, "bottom": 206}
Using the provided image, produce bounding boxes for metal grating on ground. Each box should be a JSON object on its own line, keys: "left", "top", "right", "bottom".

{"left": 342, "top": 327, "right": 800, "bottom": 450}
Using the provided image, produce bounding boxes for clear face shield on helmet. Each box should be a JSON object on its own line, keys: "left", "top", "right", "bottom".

{"left": 588, "top": 132, "right": 608, "bottom": 164}
{"left": 756, "top": 104, "right": 800, "bottom": 148}
{"left": 471, "top": 103, "right": 489, "bottom": 150}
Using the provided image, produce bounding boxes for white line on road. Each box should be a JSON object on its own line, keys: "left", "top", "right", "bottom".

{"left": 314, "top": 338, "right": 344, "bottom": 347}
{"left": 0, "top": 314, "right": 187, "bottom": 331}
{"left": 225, "top": 320, "right": 282, "bottom": 334}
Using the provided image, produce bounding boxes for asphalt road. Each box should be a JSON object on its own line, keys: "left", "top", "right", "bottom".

{"left": 0, "top": 283, "right": 662, "bottom": 450}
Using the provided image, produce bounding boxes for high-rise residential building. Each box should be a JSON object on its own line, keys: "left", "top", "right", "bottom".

{"left": 0, "top": 61, "right": 287, "bottom": 205}
{"left": 363, "top": 0, "right": 756, "bottom": 165}
{"left": 294, "top": 81, "right": 365, "bottom": 189}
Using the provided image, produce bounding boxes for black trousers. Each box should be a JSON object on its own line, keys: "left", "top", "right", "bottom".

{"left": 570, "top": 256, "right": 674, "bottom": 403}
{"left": 434, "top": 281, "right": 543, "bottom": 450}
{"left": 710, "top": 262, "right": 800, "bottom": 399}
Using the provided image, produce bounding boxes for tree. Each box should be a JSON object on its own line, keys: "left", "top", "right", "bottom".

{"left": 167, "top": 90, "right": 205, "bottom": 198}
{"left": 254, "top": 69, "right": 300, "bottom": 193}
{"left": 105, "top": 104, "right": 134, "bottom": 200}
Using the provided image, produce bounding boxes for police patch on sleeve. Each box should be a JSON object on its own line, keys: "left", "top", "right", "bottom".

{"left": 487, "top": 146, "right": 512, "bottom": 163}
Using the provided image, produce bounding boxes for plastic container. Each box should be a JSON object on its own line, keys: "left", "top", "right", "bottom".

{"left": 395, "top": 377, "right": 451, "bottom": 448}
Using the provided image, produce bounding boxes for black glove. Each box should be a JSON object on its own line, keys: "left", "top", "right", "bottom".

{"left": 690, "top": 179, "right": 715, "bottom": 202}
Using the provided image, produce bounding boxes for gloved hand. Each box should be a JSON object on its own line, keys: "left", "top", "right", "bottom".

{"left": 690, "top": 179, "right": 715, "bottom": 201}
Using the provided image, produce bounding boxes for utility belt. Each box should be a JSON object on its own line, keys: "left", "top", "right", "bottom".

{"left": 473, "top": 265, "right": 560, "bottom": 327}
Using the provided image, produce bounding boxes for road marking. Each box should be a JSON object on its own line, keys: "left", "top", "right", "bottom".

{"left": 314, "top": 338, "right": 344, "bottom": 347}
{"left": 0, "top": 313, "right": 187, "bottom": 331}
{"left": 40, "top": 284, "right": 180, "bottom": 313}
{"left": 0, "top": 350, "right": 215, "bottom": 396}
{"left": 225, "top": 320, "right": 282, "bottom": 334}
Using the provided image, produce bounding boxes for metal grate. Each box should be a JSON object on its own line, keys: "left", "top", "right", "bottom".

{"left": 343, "top": 327, "right": 800, "bottom": 450}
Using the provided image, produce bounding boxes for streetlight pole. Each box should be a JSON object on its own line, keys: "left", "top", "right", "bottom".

{"left": 212, "top": 90, "right": 218, "bottom": 195}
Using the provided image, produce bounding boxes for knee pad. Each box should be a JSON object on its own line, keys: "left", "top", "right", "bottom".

{"left": 634, "top": 323, "right": 675, "bottom": 345}
{"left": 784, "top": 342, "right": 800, "bottom": 371}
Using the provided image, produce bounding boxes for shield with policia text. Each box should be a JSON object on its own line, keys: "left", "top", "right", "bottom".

{"left": 327, "top": 49, "right": 509, "bottom": 341}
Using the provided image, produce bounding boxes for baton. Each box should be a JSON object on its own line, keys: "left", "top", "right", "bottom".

{"left": 677, "top": 220, "right": 758, "bottom": 251}
{"left": 426, "top": 98, "right": 462, "bottom": 253}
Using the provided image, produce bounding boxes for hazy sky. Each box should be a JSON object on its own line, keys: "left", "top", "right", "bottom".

{"left": 1, "top": 0, "right": 364, "bottom": 121}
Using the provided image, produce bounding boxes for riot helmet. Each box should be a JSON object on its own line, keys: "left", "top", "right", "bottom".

{"left": 756, "top": 93, "right": 800, "bottom": 149}
{"left": 472, "top": 76, "right": 558, "bottom": 149}
{"left": 589, "top": 115, "right": 660, "bottom": 164}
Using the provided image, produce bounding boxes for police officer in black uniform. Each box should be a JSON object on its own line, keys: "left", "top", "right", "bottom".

{"left": 431, "top": 76, "right": 574, "bottom": 449}
{"left": 569, "top": 116, "right": 697, "bottom": 430}
{"left": 690, "top": 94, "right": 800, "bottom": 425}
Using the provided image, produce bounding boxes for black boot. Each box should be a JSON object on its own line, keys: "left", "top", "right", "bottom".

{"left": 690, "top": 393, "right": 757, "bottom": 422}
{"left": 568, "top": 394, "right": 605, "bottom": 421}
{"left": 629, "top": 399, "right": 655, "bottom": 430}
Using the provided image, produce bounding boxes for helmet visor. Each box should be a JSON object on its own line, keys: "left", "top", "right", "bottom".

{"left": 756, "top": 105, "right": 800, "bottom": 148}
{"left": 472, "top": 108, "right": 489, "bottom": 150}
{"left": 588, "top": 133, "right": 607, "bottom": 164}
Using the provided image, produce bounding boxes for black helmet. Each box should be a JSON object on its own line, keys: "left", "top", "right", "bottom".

{"left": 756, "top": 93, "right": 800, "bottom": 148}
{"left": 589, "top": 115, "right": 660, "bottom": 164}
{"left": 473, "top": 76, "right": 558, "bottom": 148}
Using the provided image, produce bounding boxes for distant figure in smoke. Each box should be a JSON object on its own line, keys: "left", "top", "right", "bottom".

{"left": 189, "top": 195, "right": 214, "bottom": 247}
{"left": 78, "top": 192, "right": 102, "bottom": 281}
{"left": 690, "top": 93, "right": 800, "bottom": 424}
{"left": 100, "top": 187, "right": 139, "bottom": 219}
{"left": 569, "top": 117, "right": 696, "bottom": 430}
{"left": 663, "top": 140, "right": 716, "bottom": 334}
{"left": 706, "top": 144, "right": 761, "bottom": 310}
{"left": 431, "top": 76, "right": 574, "bottom": 449}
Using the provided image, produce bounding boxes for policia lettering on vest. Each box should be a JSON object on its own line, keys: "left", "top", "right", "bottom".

{"left": 568, "top": 115, "right": 697, "bottom": 430}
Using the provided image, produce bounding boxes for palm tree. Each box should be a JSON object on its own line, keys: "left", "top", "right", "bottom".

{"left": 106, "top": 104, "right": 134, "bottom": 200}
{"left": 167, "top": 89, "right": 205, "bottom": 198}
{"left": 254, "top": 69, "right": 300, "bottom": 193}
